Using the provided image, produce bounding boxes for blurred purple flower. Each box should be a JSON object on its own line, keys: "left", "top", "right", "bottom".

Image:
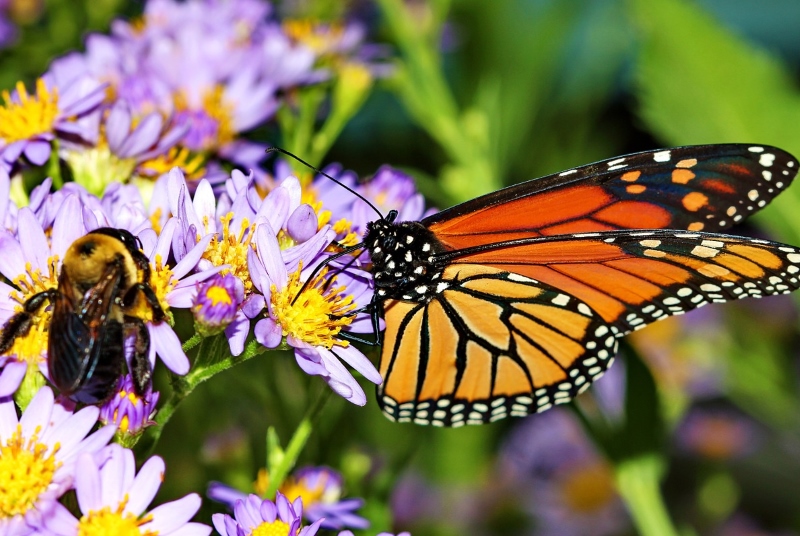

{"left": 676, "top": 407, "right": 761, "bottom": 461}
{"left": 498, "top": 408, "right": 630, "bottom": 536}
{"left": 44, "top": 443, "right": 210, "bottom": 535}
{"left": 0, "top": 72, "right": 105, "bottom": 171}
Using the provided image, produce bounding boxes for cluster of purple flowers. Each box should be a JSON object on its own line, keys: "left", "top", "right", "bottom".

{"left": 0, "top": 0, "right": 386, "bottom": 192}
{"left": 0, "top": 0, "right": 418, "bottom": 533}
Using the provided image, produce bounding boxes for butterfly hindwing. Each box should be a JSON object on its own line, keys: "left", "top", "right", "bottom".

{"left": 378, "top": 265, "right": 618, "bottom": 427}
{"left": 443, "top": 230, "right": 800, "bottom": 335}
{"left": 425, "top": 144, "right": 798, "bottom": 248}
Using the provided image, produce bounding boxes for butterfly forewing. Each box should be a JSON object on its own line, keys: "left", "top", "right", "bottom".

{"left": 378, "top": 265, "right": 618, "bottom": 427}
{"left": 424, "top": 144, "right": 798, "bottom": 248}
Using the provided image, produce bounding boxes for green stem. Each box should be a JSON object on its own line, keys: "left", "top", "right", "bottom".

{"left": 615, "top": 455, "right": 679, "bottom": 536}
{"left": 47, "top": 139, "right": 63, "bottom": 189}
{"left": 181, "top": 332, "right": 203, "bottom": 353}
{"left": 140, "top": 337, "right": 270, "bottom": 454}
{"left": 264, "top": 388, "right": 332, "bottom": 498}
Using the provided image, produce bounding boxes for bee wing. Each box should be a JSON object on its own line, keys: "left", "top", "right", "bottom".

{"left": 48, "top": 265, "right": 126, "bottom": 403}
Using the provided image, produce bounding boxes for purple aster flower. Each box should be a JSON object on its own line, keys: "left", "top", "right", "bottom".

{"left": 209, "top": 466, "right": 368, "bottom": 531}
{"left": 64, "top": 99, "right": 188, "bottom": 195}
{"left": 498, "top": 408, "right": 630, "bottom": 536}
{"left": 135, "top": 217, "right": 221, "bottom": 375}
{"left": 248, "top": 222, "right": 381, "bottom": 406}
{"left": 0, "top": 386, "right": 116, "bottom": 535}
{"left": 213, "top": 492, "right": 323, "bottom": 536}
{"left": 284, "top": 466, "right": 368, "bottom": 530}
{"left": 0, "top": 70, "right": 105, "bottom": 171}
{"left": 44, "top": 443, "right": 211, "bottom": 536}
{"left": 192, "top": 273, "right": 244, "bottom": 337}
{"left": 676, "top": 407, "right": 761, "bottom": 461}
{"left": 98, "top": 374, "right": 161, "bottom": 441}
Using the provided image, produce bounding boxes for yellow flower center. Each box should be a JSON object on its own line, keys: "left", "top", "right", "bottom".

{"left": 252, "top": 520, "right": 291, "bottom": 536}
{"left": 64, "top": 144, "right": 137, "bottom": 196}
{"left": 129, "top": 255, "right": 174, "bottom": 323}
{"left": 112, "top": 390, "right": 145, "bottom": 434}
{"left": 0, "top": 79, "right": 59, "bottom": 143}
{"left": 7, "top": 259, "right": 59, "bottom": 365}
{"left": 283, "top": 19, "right": 344, "bottom": 55}
{"left": 0, "top": 425, "right": 60, "bottom": 517}
{"left": 270, "top": 267, "right": 355, "bottom": 349}
{"left": 202, "top": 213, "right": 254, "bottom": 292}
{"left": 173, "top": 86, "right": 234, "bottom": 150}
{"left": 280, "top": 475, "right": 328, "bottom": 509}
{"left": 77, "top": 499, "right": 156, "bottom": 536}
{"left": 138, "top": 147, "right": 207, "bottom": 181}
{"left": 204, "top": 285, "right": 233, "bottom": 306}
{"left": 559, "top": 461, "right": 617, "bottom": 514}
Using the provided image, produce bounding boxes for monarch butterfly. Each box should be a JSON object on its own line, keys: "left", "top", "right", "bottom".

{"left": 288, "top": 144, "right": 800, "bottom": 427}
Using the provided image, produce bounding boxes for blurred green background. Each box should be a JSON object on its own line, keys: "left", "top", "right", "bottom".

{"left": 5, "top": 0, "right": 800, "bottom": 534}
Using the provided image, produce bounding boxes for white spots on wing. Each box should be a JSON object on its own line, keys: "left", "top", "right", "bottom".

{"left": 551, "top": 294, "right": 571, "bottom": 306}
{"left": 653, "top": 150, "right": 671, "bottom": 162}
{"left": 608, "top": 157, "right": 626, "bottom": 167}
{"left": 763, "top": 170, "right": 772, "bottom": 181}
{"left": 691, "top": 245, "right": 719, "bottom": 258}
{"left": 748, "top": 146, "right": 764, "bottom": 153}
{"left": 559, "top": 169, "right": 578, "bottom": 177}
{"left": 748, "top": 190, "right": 759, "bottom": 201}
{"left": 639, "top": 239, "right": 661, "bottom": 248}
{"left": 760, "top": 153, "right": 775, "bottom": 167}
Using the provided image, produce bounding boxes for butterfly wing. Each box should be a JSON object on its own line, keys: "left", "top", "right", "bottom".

{"left": 378, "top": 232, "right": 800, "bottom": 425}
{"left": 424, "top": 145, "right": 798, "bottom": 248}
{"left": 378, "top": 265, "right": 618, "bottom": 426}
{"left": 442, "top": 230, "right": 800, "bottom": 335}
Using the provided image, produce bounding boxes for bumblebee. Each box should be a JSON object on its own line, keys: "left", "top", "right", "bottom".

{"left": 0, "top": 228, "right": 165, "bottom": 403}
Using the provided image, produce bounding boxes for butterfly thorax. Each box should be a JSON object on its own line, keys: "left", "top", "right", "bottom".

{"left": 364, "top": 219, "right": 446, "bottom": 303}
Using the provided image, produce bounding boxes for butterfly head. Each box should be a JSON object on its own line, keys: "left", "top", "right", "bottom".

{"left": 364, "top": 217, "right": 446, "bottom": 302}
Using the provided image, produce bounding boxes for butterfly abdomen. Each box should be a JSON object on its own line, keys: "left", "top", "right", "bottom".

{"left": 365, "top": 219, "right": 448, "bottom": 302}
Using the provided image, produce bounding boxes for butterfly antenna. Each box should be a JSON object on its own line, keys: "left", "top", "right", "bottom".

{"left": 266, "top": 147, "right": 385, "bottom": 221}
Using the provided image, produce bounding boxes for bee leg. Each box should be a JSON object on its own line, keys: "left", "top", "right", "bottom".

{"left": 125, "top": 315, "right": 152, "bottom": 396}
{"left": 121, "top": 283, "right": 166, "bottom": 322}
{"left": 0, "top": 289, "right": 57, "bottom": 354}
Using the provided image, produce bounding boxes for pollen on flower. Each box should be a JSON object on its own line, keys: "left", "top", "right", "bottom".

{"left": 251, "top": 519, "right": 291, "bottom": 536}
{"left": 7, "top": 259, "right": 59, "bottom": 363}
{"left": 77, "top": 500, "right": 157, "bottom": 536}
{"left": 270, "top": 266, "right": 356, "bottom": 349}
{"left": 0, "top": 79, "right": 59, "bottom": 143}
{"left": 129, "top": 255, "right": 174, "bottom": 322}
{"left": 138, "top": 146, "right": 207, "bottom": 181}
{"left": 0, "top": 425, "right": 60, "bottom": 517}
{"left": 280, "top": 473, "right": 327, "bottom": 508}
{"left": 64, "top": 144, "right": 137, "bottom": 196}
{"left": 283, "top": 19, "right": 345, "bottom": 55}
{"left": 202, "top": 212, "right": 255, "bottom": 292}
{"left": 173, "top": 86, "right": 234, "bottom": 150}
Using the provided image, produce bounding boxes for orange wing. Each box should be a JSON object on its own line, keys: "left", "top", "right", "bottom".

{"left": 378, "top": 265, "right": 618, "bottom": 426}
{"left": 442, "top": 230, "right": 800, "bottom": 334}
{"left": 423, "top": 145, "right": 797, "bottom": 248}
